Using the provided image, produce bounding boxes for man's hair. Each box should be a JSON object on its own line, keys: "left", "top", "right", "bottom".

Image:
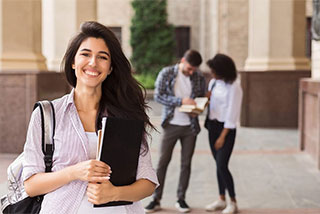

{"left": 207, "top": 53, "right": 237, "bottom": 83}
{"left": 183, "top": 49, "right": 202, "bottom": 67}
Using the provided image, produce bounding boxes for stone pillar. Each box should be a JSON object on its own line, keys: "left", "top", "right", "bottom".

{"left": 312, "top": 41, "right": 320, "bottom": 78}
{"left": 245, "top": 0, "right": 310, "bottom": 71}
{"left": 42, "top": 0, "right": 96, "bottom": 72}
{"left": 0, "top": 0, "right": 69, "bottom": 153}
{"left": 240, "top": 0, "right": 311, "bottom": 127}
{"left": 299, "top": 0, "right": 320, "bottom": 170}
{"left": 199, "top": 0, "right": 218, "bottom": 74}
{"left": 0, "top": 0, "right": 46, "bottom": 71}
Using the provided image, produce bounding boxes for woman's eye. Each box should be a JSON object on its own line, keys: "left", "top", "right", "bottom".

{"left": 98, "top": 56, "right": 108, "bottom": 60}
{"left": 80, "top": 53, "right": 90, "bottom": 57}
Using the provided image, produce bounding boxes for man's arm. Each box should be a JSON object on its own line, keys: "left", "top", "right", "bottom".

{"left": 154, "top": 69, "right": 182, "bottom": 107}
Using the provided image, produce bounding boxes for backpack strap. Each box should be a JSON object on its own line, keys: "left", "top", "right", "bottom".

{"left": 206, "top": 80, "right": 217, "bottom": 117}
{"left": 33, "top": 101, "right": 55, "bottom": 173}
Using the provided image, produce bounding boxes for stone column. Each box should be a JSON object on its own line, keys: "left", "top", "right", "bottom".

{"left": 241, "top": 0, "right": 311, "bottom": 127}
{"left": 312, "top": 41, "right": 320, "bottom": 78}
{"left": 0, "top": 0, "right": 46, "bottom": 71}
{"left": 199, "top": 0, "right": 218, "bottom": 73}
{"left": 42, "top": 0, "right": 96, "bottom": 72}
{"left": 0, "top": 0, "right": 69, "bottom": 153}
{"left": 245, "top": 0, "right": 310, "bottom": 71}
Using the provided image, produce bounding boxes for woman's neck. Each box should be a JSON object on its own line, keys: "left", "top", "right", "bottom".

{"left": 74, "top": 87, "right": 101, "bottom": 112}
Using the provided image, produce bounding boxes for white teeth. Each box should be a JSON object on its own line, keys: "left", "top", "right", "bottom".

{"left": 84, "top": 70, "right": 99, "bottom": 76}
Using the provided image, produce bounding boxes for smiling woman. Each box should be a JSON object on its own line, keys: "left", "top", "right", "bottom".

{"left": 73, "top": 38, "right": 112, "bottom": 94}
{"left": 21, "top": 21, "right": 159, "bottom": 214}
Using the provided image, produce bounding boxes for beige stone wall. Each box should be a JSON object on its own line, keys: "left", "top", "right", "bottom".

{"left": 218, "top": 0, "right": 248, "bottom": 71}
{"left": 97, "top": 0, "right": 212, "bottom": 67}
{"left": 97, "top": 0, "right": 133, "bottom": 59}
{"left": 167, "top": 0, "right": 201, "bottom": 52}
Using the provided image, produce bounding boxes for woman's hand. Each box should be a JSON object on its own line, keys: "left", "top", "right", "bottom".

{"left": 214, "top": 136, "right": 225, "bottom": 150}
{"left": 215, "top": 128, "right": 230, "bottom": 150}
{"left": 86, "top": 180, "right": 117, "bottom": 205}
{"left": 206, "top": 91, "right": 212, "bottom": 98}
{"left": 71, "top": 160, "right": 111, "bottom": 183}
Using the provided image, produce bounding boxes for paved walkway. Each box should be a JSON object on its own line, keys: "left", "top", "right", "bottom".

{"left": 1, "top": 100, "right": 320, "bottom": 214}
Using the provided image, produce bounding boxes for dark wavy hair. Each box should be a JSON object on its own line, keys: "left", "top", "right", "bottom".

{"left": 183, "top": 49, "right": 202, "bottom": 67}
{"left": 207, "top": 53, "right": 237, "bottom": 83}
{"left": 62, "top": 21, "right": 154, "bottom": 148}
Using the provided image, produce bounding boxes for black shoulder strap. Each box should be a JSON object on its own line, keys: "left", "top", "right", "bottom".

{"left": 33, "top": 101, "right": 55, "bottom": 173}
{"left": 206, "top": 80, "right": 217, "bottom": 117}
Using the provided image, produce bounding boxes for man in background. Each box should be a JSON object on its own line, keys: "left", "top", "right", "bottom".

{"left": 145, "top": 50, "right": 206, "bottom": 213}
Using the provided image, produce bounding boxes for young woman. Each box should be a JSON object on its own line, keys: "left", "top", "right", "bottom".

{"left": 205, "top": 54, "right": 242, "bottom": 214}
{"left": 22, "top": 21, "right": 158, "bottom": 214}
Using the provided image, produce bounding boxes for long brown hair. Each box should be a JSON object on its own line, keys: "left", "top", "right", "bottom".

{"left": 62, "top": 21, "right": 154, "bottom": 149}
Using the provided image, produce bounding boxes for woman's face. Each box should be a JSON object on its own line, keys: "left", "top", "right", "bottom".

{"left": 73, "top": 37, "right": 112, "bottom": 90}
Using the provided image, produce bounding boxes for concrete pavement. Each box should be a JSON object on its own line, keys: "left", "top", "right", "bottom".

{"left": 1, "top": 100, "right": 320, "bottom": 214}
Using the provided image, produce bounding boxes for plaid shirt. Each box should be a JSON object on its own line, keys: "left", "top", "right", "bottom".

{"left": 154, "top": 64, "right": 206, "bottom": 135}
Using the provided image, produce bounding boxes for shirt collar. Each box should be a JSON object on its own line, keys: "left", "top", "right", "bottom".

{"left": 64, "top": 88, "right": 75, "bottom": 113}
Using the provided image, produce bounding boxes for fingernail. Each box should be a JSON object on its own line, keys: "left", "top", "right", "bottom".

{"left": 106, "top": 176, "right": 110, "bottom": 180}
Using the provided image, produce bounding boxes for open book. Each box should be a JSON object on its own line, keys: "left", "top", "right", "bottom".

{"left": 178, "top": 97, "right": 209, "bottom": 114}
{"left": 95, "top": 117, "right": 144, "bottom": 207}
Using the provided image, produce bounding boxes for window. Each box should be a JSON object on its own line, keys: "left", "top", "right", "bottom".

{"left": 175, "top": 27, "right": 190, "bottom": 58}
{"left": 109, "top": 27, "right": 122, "bottom": 45}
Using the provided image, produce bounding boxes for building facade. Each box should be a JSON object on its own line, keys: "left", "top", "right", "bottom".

{"left": 0, "top": 0, "right": 319, "bottom": 168}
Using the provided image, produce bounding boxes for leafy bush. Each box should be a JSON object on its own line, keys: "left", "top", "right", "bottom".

{"left": 130, "top": 0, "right": 175, "bottom": 76}
{"left": 134, "top": 73, "right": 157, "bottom": 89}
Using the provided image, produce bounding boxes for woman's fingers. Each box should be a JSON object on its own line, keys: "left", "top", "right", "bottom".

{"left": 88, "top": 176, "right": 110, "bottom": 183}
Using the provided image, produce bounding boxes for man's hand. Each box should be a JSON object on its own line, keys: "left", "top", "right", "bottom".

{"left": 182, "top": 98, "right": 196, "bottom": 105}
{"left": 188, "top": 113, "right": 198, "bottom": 118}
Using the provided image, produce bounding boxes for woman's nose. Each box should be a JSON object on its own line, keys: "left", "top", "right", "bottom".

{"left": 89, "top": 56, "right": 96, "bottom": 66}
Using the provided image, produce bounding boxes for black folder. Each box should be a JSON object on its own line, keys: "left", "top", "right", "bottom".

{"left": 94, "top": 117, "right": 144, "bottom": 207}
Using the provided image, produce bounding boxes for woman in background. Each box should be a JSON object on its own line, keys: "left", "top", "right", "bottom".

{"left": 205, "top": 54, "right": 242, "bottom": 214}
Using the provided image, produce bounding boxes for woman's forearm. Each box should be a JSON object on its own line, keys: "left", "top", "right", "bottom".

{"left": 115, "top": 179, "right": 156, "bottom": 202}
{"left": 24, "top": 165, "right": 76, "bottom": 197}
{"left": 219, "top": 128, "right": 230, "bottom": 139}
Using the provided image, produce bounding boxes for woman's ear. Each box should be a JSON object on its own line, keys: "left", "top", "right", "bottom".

{"left": 72, "top": 64, "right": 75, "bottom": 69}
{"left": 108, "top": 67, "right": 113, "bottom": 75}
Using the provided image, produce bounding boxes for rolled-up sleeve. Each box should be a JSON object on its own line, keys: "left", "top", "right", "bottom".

{"left": 224, "top": 81, "right": 243, "bottom": 129}
{"left": 136, "top": 144, "right": 159, "bottom": 188}
{"left": 22, "top": 107, "right": 46, "bottom": 182}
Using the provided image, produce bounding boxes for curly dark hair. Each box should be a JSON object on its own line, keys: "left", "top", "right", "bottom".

{"left": 62, "top": 21, "right": 154, "bottom": 148}
{"left": 207, "top": 53, "right": 237, "bottom": 83}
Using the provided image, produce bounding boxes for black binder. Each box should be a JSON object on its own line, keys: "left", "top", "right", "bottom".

{"left": 94, "top": 117, "right": 144, "bottom": 207}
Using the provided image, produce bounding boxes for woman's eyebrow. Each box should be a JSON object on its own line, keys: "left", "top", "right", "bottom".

{"left": 80, "top": 48, "right": 110, "bottom": 57}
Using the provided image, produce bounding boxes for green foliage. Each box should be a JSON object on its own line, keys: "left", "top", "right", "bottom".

{"left": 130, "top": 0, "right": 176, "bottom": 76}
{"left": 134, "top": 73, "right": 157, "bottom": 89}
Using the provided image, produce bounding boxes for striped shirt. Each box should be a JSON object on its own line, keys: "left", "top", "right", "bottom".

{"left": 154, "top": 64, "right": 206, "bottom": 135}
{"left": 22, "top": 89, "right": 159, "bottom": 214}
